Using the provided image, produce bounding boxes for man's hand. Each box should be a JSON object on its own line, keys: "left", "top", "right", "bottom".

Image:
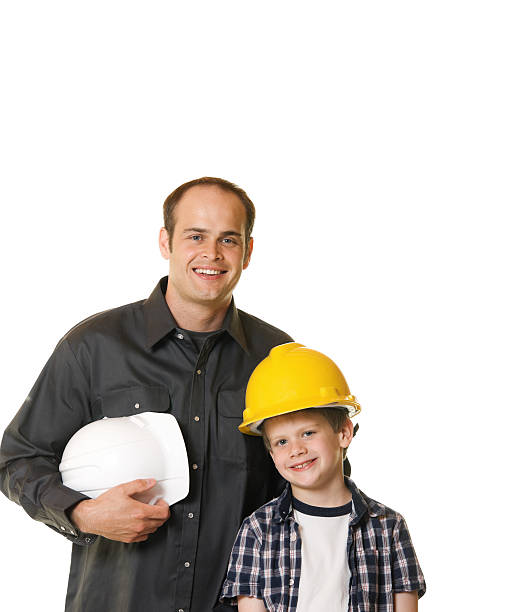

{"left": 70, "top": 478, "right": 171, "bottom": 543}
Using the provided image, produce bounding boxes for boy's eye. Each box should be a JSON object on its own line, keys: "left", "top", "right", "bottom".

{"left": 302, "top": 431, "right": 314, "bottom": 438}
{"left": 276, "top": 439, "right": 288, "bottom": 447}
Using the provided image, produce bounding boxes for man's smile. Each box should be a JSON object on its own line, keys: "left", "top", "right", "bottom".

{"left": 193, "top": 267, "right": 227, "bottom": 278}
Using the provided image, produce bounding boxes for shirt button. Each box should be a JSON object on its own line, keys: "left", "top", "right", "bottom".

{"left": 134, "top": 403, "right": 140, "bottom": 410}
{"left": 188, "top": 513, "right": 194, "bottom": 519}
{"left": 289, "top": 578, "right": 294, "bottom": 586}
{"left": 192, "top": 463, "right": 198, "bottom": 470}
{"left": 290, "top": 532, "right": 297, "bottom": 541}
{"left": 178, "top": 609, "right": 184, "bottom": 612}
{"left": 177, "top": 333, "right": 184, "bottom": 339}
{"left": 184, "top": 561, "right": 190, "bottom": 568}
{"left": 196, "top": 369, "right": 202, "bottom": 375}
{"left": 194, "top": 416, "right": 200, "bottom": 422}
{"left": 60, "top": 526, "right": 66, "bottom": 531}
{"left": 85, "top": 537, "right": 92, "bottom": 543}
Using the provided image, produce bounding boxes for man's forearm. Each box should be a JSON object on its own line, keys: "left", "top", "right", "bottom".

{"left": 0, "top": 454, "right": 88, "bottom": 535}
{"left": 69, "top": 479, "right": 171, "bottom": 543}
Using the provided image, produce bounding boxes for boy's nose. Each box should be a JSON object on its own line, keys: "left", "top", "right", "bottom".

{"left": 289, "top": 443, "right": 306, "bottom": 458}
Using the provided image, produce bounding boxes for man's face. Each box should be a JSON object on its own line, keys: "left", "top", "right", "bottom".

{"left": 264, "top": 411, "right": 352, "bottom": 499}
{"left": 159, "top": 185, "right": 253, "bottom": 310}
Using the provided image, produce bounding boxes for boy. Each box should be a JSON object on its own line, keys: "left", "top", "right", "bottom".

{"left": 220, "top": 342, "right": 425, "bottom": 612}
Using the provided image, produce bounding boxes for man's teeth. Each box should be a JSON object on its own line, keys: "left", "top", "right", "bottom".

{"left": 292, "top": 460, "right": 313, "bottom": 470}
{"left": 195, "top": 269, "right": 222, "bottom": 275}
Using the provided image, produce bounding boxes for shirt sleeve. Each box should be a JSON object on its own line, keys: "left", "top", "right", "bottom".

{"left": 391, "top": 514, "right": 426, "bottom": 598}
{"left": 0, "top": 337, "right": 96, "bottom": 545}
{"left": 219, "top": 516, "right": 263, "bottom": 605}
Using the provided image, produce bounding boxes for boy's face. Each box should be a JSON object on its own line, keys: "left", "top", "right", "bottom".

{"left": 264, "top": 410, "right": 353, "bottom": 500}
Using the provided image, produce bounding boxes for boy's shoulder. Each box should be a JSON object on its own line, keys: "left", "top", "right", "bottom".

{"left": 238, "top": 486, "right": 292, "bottom": 542}
{"left": 243, "top": 494, "right": 284, "bottom": 529}
{"left": 347, "top": 478, "right": 407, "bottom": 524}
{"left": 355, "top": 487, "right": 400, "bottom": 519}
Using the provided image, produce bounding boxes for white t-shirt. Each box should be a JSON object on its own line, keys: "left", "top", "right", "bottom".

{"left": 292, "top": 497, "right": 352, "bottom": 611}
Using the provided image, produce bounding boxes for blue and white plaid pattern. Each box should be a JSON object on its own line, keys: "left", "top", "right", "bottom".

{"left": 220, "top": 478, "right": 425, "bottom": 611}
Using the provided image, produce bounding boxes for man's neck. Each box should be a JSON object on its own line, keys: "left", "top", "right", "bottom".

{"left": 164, "top": 288, "right": 231, "bottom": 332}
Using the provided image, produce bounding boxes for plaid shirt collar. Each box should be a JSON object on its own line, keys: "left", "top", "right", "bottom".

{"left": 273, "top": 476, "right": 386, "bottom": 525}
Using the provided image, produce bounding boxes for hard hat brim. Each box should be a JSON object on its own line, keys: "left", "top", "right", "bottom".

{"left": 239, "top": 400, "right": 361, "bottom": 436}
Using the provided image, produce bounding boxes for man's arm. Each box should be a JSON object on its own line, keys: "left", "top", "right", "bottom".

{"left": 394, "top": 590, "right": 418, "bottom": 612}
{"left": 237, "top": 596, "right": 267, "bottom": 612}
{"left": 1, "top": 337, "right": 169, "bottom": 542}
{"left": 1, "top": 338, "right": 95, "bottom": 539}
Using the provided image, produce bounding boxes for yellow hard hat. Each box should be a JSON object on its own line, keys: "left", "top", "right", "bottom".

{"left": 240, "top": 342, "right": 361, "bottom": 435}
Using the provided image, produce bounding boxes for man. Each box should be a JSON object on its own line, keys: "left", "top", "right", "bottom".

{"left": 0, "top": 177, "right": 292, "bottom": 611}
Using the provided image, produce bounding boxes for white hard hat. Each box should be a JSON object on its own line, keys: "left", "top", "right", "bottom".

{"left": 59, "top": 412, "right": 189, "bottom": 506}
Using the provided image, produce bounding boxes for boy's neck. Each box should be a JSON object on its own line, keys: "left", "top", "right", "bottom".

{"left": 290, "top": 478, "right": 352, "bottom": 508}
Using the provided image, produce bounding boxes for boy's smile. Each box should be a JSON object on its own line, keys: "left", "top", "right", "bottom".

{"left": 264, "top": 410, "right": 353, "bottom": 506}
{"left": 290, "top": 458, "right": 317, "bottom": 471}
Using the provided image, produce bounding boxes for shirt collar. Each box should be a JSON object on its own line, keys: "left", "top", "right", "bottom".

{"left": 346, "top": 477, "right": 369, "bottom": 525}
{"left": 275, "top": 483, "right": 293, "bottom": 522}
{"left": 273, "top": 476, "right": 386, "bottom": 524}
{"left": 143, "top": 277, "right": 249, "bottom": 353}
{"left": 220, "top": 299, "right": 249, "bottom": 354}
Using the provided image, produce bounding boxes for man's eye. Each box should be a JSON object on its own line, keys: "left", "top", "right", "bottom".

{"left": 221, "top": 237, "right": 236, "bottom": 245}
{"left": 190, "top": 235, "right": 202, "bottom": 241}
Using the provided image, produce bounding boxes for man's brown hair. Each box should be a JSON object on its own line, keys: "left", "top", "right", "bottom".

{"left": 162, "top": 177, "right": 256, "bottom": 256}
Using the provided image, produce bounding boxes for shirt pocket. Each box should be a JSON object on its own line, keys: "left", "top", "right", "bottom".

{"left": 216, "top": 388, "right": 268, "bottom": 467}
{"left": 97, "top": 385, "right": 171, "bottom": 418}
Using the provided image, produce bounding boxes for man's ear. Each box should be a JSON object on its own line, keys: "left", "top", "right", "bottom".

{"left": 159, "top": 227, "right": 171, "bottom": 260}
{"left": 243, "top": 236, "right": 254, "bottom": 269}
{"left": 338, "top": 417, "right": 354, "bottom": 450}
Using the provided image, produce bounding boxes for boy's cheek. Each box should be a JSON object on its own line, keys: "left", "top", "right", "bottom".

{"left": 269, "top": 451, "right": 283, "bottom": 470}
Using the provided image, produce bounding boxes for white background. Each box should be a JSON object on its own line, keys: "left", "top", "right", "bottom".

{"left": 1, "top": 2, "right": 516, "bottom": 610}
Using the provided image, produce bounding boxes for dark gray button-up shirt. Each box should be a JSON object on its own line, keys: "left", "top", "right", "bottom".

{"left": 0, "top": 277, "right": 292, "bottom": 611}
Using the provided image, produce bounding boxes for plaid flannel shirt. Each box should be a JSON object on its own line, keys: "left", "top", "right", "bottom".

{"left": 220, "top": 478, "right": 425, "bottom": 612}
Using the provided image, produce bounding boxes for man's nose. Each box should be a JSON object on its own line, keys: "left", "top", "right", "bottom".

{"left": 202, "top": 239, "right": 222, "bottom": 260}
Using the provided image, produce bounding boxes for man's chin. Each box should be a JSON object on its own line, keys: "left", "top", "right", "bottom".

{"left": 190, "top": 290, "right": 233, "bottom": 308}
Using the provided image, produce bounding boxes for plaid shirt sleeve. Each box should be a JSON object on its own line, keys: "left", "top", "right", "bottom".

{"left": 391, "top": 514, "right": 426, "bottom": 597}
{"left": 220, "top": 515, "right": 264, "bottom": 605}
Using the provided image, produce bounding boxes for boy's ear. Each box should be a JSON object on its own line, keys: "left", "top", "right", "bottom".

{"left": 338, "top": 417, "right": 354, "bottom": 450}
